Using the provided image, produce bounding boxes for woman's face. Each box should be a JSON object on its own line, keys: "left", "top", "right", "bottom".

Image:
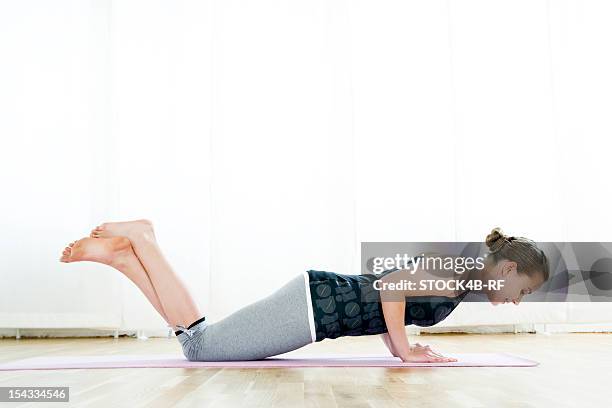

{"left": 485, "top": 259, "right": 546, "bottom": 305}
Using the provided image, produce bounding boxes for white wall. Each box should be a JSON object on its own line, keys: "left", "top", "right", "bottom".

{"left": 0, "top": 0, "right": 610, "bottom": 333}
{"left": 0, "top": 0, "right": 122, "bottom": 329}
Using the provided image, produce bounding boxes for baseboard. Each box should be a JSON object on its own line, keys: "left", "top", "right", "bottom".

{"left": 533, "top": 323, "right": 612, "bottom": 333}
{"left": 0, "top": 328, "right": 172, "bottom": 339}
{"left": 408, "top": 324, "right": 531, "bottom": 334}
{"left": 409, "top": 323, "right": 612, "bottom": 335}
{"left": 2, "top": 323, "right": 611, "bottom": 339}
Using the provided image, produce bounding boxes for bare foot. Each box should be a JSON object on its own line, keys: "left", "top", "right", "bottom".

{"left": 90, "top": 219, "right": 154, "bottom": 240}
{"left": 60, "top": 236, "right": 133, "bottom": 267}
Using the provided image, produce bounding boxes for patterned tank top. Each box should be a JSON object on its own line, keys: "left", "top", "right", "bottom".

{"left": 305, "top": 268, "right": 470, "bottom": 342}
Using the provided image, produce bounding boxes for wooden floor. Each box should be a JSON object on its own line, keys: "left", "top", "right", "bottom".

{"left": 0, "top": 332, "right": 609, "bottom": 407}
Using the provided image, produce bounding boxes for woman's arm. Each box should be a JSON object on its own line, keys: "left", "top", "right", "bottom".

{"left": 376, "top": 257, "right": 461, "bottom": 363}
{"left": 381, "top": 299, "right": 457, "bottom": 363}
{"left": 381, "top": 299, "right": 412, "bottom": 360}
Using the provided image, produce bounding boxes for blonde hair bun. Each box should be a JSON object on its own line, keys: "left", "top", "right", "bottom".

{"left": 486, "top": 227, "right": 507, "bottom": 252}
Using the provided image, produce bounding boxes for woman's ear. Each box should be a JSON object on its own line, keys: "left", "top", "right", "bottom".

{"left": 500, "top": 260, "right": 517, "bottom": 276}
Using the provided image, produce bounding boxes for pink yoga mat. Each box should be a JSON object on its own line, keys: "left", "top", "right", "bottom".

{"left": 0, "top": 353, "right": 537, "bottom": 370}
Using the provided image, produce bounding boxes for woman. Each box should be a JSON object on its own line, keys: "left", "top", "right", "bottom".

{"left": 59, "top": 222, "right": 549, "bottom": 363}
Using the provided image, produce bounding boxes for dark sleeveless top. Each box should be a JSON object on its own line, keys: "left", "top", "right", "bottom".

{"left": 306, "top": 268, "right": 470, "bottom": 342}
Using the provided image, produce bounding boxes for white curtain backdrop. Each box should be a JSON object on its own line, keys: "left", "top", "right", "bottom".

{"left": 1, "top": 0, "right": 611, "bottom": 333}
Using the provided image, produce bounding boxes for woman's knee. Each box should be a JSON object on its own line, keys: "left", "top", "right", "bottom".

{"left": 177, "top": 319, "right": 210, "bottom": 360}
{"left": 181, "top": 340, "right": 201, "bottom": 361}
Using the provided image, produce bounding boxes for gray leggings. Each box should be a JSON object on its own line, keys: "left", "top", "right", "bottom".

{"left": 177, "top": 273, "right": 314, "bottom": 361}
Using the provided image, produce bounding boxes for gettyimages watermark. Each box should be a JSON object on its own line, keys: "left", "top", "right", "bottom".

{"left": 370, "top": 253, "right": 500, "bottom": 293}
{"left": 360, "top": 242, "right": 612, "bottom": 302}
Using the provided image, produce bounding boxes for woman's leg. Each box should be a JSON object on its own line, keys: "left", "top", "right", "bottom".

{"left": 60, "top": 237, "right": 170, "bottom": 324}
{"left": 90, "top": 219, "right": 201, "bottom": 328}
{"left": 90, "top": 220, "right": 314, "bottom": 361}
{"left": 180, "top": 274, "right": 313, "bottom": 361}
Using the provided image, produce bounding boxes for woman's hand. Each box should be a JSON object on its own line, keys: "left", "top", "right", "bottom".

{"left": 399, "top": 343, "right": 457, "bottom": 363}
